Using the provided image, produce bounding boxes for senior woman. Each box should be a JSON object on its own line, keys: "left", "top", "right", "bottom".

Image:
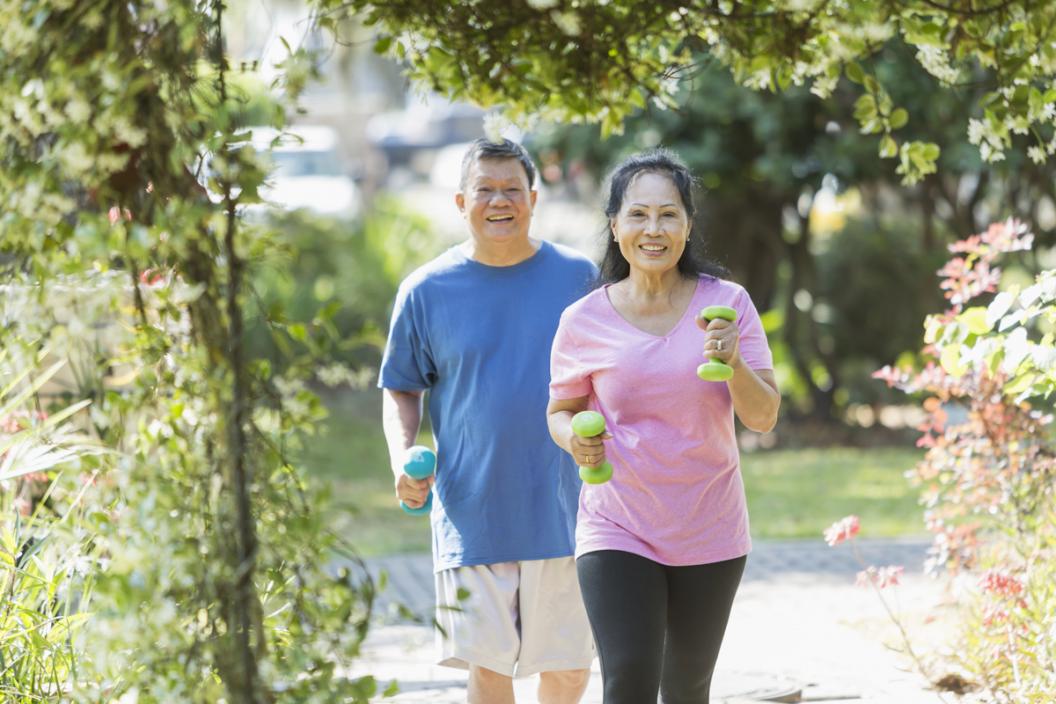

{"left": 546, "top": 149, "right": 780, "bottom": 704}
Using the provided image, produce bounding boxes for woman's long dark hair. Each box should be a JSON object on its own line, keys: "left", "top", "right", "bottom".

{"left": 597, "top": 148, "right": 728, "bottom": 285}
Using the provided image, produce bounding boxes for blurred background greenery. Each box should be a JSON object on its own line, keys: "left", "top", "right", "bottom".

{"left": 225, "top": 2, "right": 1056, "bottom": 550}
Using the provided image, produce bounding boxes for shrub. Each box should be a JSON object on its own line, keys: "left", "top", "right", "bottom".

{"left": 875, "top": 219, "right": 1056, "bottom": 701}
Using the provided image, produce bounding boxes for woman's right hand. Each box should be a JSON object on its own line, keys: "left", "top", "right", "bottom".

{"left": 569, "top": 429, "right": 611, "bottom": 468}
{"left": 546, "top": 396, "right": 612, "bottom": 468}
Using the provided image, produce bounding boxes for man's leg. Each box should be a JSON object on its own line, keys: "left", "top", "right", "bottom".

{"left": 468, "top": 665, "right": 515, "bottom": 704}
{"left": 538, "top": 668, "right": 590, "bottom": 704}
{"left": 517, "top": 557, "right": 596, "bottom": 703}
{"left": 434, "top": 563, "right": 522, "bottom": 697}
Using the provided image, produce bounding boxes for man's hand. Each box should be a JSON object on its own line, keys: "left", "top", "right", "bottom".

{"left": 395, "top": 472, "right": 434, "bottom": 509}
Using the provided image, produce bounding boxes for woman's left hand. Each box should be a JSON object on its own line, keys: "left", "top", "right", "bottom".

{"left": 696, "top": 312, "right": 740, "bottom": 366}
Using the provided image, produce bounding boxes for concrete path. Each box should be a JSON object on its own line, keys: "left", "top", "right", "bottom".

{"left": 348, "top": 539, "right": 965, "bottom": 703}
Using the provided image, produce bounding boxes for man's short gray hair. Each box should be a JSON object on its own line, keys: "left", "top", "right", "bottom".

{"left": 459, "top": 138, "right": 537, "bottom": 190}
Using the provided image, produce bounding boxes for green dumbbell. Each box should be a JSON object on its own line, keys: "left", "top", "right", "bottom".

{"left": 570, "top": 411, "right": 613, "bottom": 485}
{"left": 696, "top": 305, "right": 737, "bottom": 382}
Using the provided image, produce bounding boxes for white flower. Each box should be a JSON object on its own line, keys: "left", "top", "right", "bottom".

{"left": 1028, "top": 145, "right": 1046, "bottom": 164}
{"left": 65, "top": 98, "right": 92, "bottom": 124}
{"left": 967, "top": 118, "right": 985, "bottom": 145}
{"left": 551, "top": 11, "right": 581, "bottom": 36}
{"left": 915, "top": 45, "right": 960, "bottom": 84}
{"left": 810, "top": 73, "right": 838, "bottom": 99}
{"left": 112, "top": 117, "right": 147, "bottom": 148}
{"left": 59, "top": 141, "right": 94, "bottom": 175}
{"left": 483, "top": 112, "right": 510, "bottom": 143}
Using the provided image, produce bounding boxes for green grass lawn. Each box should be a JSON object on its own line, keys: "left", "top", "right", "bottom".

{"left": 306, "top": 391, "right": 926, "bottom": 557}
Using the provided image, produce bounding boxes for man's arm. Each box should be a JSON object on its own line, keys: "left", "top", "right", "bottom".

{"left": 382, "top": 388, "right": 432, "bottom": 508}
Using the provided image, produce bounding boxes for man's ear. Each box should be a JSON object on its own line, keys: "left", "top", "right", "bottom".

{"left": 455, "top": 191, "right": 465, "bottom": 214}
{"left": 530, "top": 189, "right": 538, "bottom": 208}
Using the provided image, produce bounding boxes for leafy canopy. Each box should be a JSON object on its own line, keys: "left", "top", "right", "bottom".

{"left": 322, "top": 0, "right": 1056, "bottom": 184}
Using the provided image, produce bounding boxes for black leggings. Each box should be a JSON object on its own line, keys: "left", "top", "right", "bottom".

{"left": 576, "top": 550, "right": 746, "bottom": 704}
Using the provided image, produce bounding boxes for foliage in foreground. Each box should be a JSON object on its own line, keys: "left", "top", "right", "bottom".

{"left": 876, "top": 220, "right": 1056, "bottom": 701}
{"left": 1, "top": 1, "right": 385, "bottom": 701}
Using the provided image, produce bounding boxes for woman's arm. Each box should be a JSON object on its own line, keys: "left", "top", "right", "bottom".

{"left": 727, "top": 364, "right": 780, "bottom": 433}
{"left": 699, "top": 316, "right": 780, "bottom": 433}
{"left": 546, "top": 396, "right": 610, "bottom": 470}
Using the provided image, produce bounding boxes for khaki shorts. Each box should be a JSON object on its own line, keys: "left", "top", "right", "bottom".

{"left": 434, "top": 556, "right": 595, "bottom": 677}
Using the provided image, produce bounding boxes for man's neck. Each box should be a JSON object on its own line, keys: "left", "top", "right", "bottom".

{"left": 464, "top": 237, "right": 540, "bottom": 267}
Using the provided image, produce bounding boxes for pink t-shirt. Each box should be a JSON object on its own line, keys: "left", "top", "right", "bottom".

{"left": 549, "top": 275, "right": 773, "bottom": 566}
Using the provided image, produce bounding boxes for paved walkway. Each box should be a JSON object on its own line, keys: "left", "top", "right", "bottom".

{"left": 348, "top": 539, "right": 964, "bottom": 703}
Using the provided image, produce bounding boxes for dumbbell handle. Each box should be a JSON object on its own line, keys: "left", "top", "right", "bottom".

{"left": 400, "top": 445, "right": 436, "bottom": 515}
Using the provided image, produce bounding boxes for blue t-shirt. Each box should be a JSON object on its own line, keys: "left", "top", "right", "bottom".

{"left": 379, "top": 240, "right": 597, "bottom": 571}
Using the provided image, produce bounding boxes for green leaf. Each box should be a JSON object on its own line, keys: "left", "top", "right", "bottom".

{"left": 879, "top": 135, "right": 898, "bottom": 158}
{"left": 940, "top": 344, "right": 968, "bottom": 377}
{"left": 1004, "top": 372, "right": 1037, "bottom": 396}
{"left": 959, "top": 306, "right": 991, "bottom": 335}
{"left": 373, "top": 36, "right": 393, "bottom": 54}
{"left": 853, "top": 94, "right": 878, "bottom": 124}
{"left": 845, "top": 62, "right": 865, "bottom": 84}
{"left": 889, "top": 108, "right": 909, "bottom": 129}
{"left": 288, "top": 323, "right": 308, "bottom": 342}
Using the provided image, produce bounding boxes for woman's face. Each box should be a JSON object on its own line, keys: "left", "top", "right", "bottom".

{"left": 611, "top": 171, "right": 690, "bottom": 276}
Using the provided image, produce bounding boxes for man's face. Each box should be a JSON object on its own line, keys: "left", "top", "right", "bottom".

{"left": 456, "top": 157, "right": 537, "bottom": 244}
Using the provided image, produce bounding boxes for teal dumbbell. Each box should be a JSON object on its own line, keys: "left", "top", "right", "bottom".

{"left": 571, "top": 411, "right": 613, "bottom": 485}
{"left": 400, "top": 445, "right": 436, "bottom": 515}
{"left": 696, "top": 305, "right": 737, "bottom": 382}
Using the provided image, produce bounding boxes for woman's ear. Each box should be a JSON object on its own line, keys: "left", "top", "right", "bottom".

{"left": 610, "top": 219, "right": 618, "bottom": 242}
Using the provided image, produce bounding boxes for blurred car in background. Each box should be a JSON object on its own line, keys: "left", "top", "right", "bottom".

{"left": 250, "top": 125, "right": 360, "bottom": 217}
{"left": 366, "top": 97, "right": 484, "bottom": 182}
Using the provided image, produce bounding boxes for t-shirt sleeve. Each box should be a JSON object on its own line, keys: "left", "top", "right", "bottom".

{"left": 735, "top": 287, "right": 774, "bottom": 371}
{"left": 378, "top": 282, "right": 436, "bottom": 391}
{"left": 549, "top": 310, "right": 593, "bottom": 400}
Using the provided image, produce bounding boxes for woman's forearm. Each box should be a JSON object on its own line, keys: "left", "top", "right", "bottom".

{"left": 727, "top": 361, "right": 780, "bottom": 433}
{"left": 547, "top": 409, "right": 576, "bottom": 454}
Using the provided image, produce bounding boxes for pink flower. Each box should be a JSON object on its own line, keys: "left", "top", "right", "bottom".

{"left": 139, "top": 268, "right": 165, "bottom": 286}
{"left": 824, "top": 515, "right": 860, "bottom": 546}
{"left": 108, "top": 206, "right": 132, "bottom": 224}
{"left": 856, "top": 565, "right": 902, "bottom": 589}
{"left": 980, "top": 570, "right": 1023, "bottom": 598}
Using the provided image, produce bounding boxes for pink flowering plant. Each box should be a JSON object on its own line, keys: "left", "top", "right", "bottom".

{"left": 824, "top": 514, "right": 937, "bottom": 692}
{"left": 869, "top": 219, "right": 1056, "bottom": 701}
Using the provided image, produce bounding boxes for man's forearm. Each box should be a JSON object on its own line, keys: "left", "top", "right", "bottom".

{"left": 382, "top": 389, "right": 424, "bottom": 477}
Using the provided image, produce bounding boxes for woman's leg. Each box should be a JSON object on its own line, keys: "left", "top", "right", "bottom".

{"left": 576, "top": 550, "right": 667, "bottom": 704}
{"left": 660, "top": 555, "right": 747, "bottom": 704}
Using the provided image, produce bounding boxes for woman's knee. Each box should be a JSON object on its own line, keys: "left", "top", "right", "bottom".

{"left": 601, "top": 653, "right": 661, "bottom": 701}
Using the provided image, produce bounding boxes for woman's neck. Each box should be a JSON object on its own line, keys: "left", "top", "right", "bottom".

{"left": 621, "top": 268, "right": 686, "bottom": 302}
